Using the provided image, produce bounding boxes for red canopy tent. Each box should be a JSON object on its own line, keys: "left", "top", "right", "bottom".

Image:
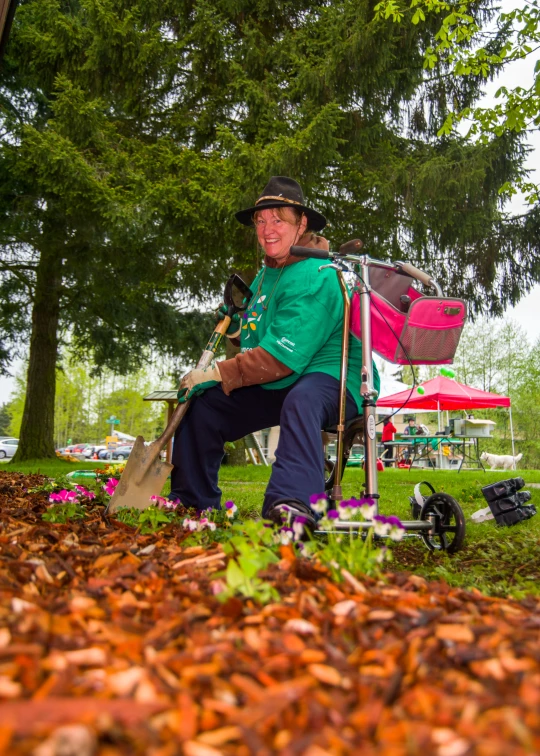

{"left": 376, "top": 375, "right": 510, "bottom": 411}
{"left": 377, "top": 376, "right": 515, "bottom": 465}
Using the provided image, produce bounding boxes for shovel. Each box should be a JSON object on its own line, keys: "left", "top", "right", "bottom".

{"left": 106, "top": 274, "right": 253, "bottom": 515}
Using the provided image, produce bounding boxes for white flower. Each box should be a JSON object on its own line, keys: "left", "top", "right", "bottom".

{"left": 387, "top": 520, "right": 405, "bottom": 542}
{"left": 372, "top": 515, "right": 391, "bottom": 537}
{"left": 292, "top": 518, "right": 306, "bottom": 541}
{"left": 309, "top": 493, "right": 328, "bottom": 514}
{"left": 359, "top": 501, "right": 377, "bottom": 521}
{"left": 279, "top": 528, "right": 293, "bottom": 546}
{"left": 338, "top": 502, "right": 352, "bottom": 521}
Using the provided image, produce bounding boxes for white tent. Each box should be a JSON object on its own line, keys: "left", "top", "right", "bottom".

{"left": 101, "top": 431, "right": 136, "bottom": 443}
{"left": 377, "top": 377, "right": 412, "bottom": 416}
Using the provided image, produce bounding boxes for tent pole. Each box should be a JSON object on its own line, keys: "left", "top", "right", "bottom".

{"left": 438, "top": 400, "right": 443, "bottom": 469}
{"left": 509, "top": 405, "right": 516, "bottom": 470}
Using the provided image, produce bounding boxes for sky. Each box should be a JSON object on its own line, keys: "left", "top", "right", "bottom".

{"left": 1, "top": 10, "right": 538, "bottom": 405}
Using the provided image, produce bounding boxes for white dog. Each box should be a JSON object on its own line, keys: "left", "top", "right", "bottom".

{"left": 480, "top": 451, "right": 523, "bottom": 471}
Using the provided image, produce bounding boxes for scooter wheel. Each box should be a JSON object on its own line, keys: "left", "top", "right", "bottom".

{"left": 419, "top": 492, "right": 466, "bottom": 554}
{"left": 324, "top": 459, "right": 335, "bottom": 492}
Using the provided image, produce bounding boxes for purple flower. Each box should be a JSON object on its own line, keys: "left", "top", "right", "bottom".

{"left": 373, "top": 514, "right": 391, "bottom": 537}
{"left": 338, "top": 500, "right": 352, "bottom": 520}
{"left": 386, "top": 515, "right": 406, "bottom": 541}
{"left": 327, "top": 509, "right": 340, "bottom": 520}
{"left": 358, "top": 499, "right": 377, "bottom": 521}
{"left": 309, "top": 492, "right": 328, "bottom": 514}
{"left": 292, "top": 518, "right": 305, "bottom": 541}
{"left": 225, "top": 500, "right": 238, "bottom": 518}
{"left": 276, "top": 528, "right": 293, "bottom": 545}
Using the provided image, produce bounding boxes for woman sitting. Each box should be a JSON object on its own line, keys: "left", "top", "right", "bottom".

{"left": 170, "top": 176, "right": 380, "bottom": 530}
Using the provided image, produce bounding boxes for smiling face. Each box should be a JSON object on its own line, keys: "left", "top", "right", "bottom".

{"left": 254, "top": 207, "right": 308, "bottom": 265}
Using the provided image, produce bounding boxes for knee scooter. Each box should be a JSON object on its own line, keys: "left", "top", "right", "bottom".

{"left": 290, "top": 241, "right": 466, "bottom": 554}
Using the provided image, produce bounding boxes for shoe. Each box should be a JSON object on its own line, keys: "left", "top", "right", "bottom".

{"left": 481, "top": 477, "right": 525, "bottom": 503}
{"left": 489, "top": 498, "right": 536, "bottom": 526}
{"left": 264, "top": 498, "right": 318, "bottom": 539}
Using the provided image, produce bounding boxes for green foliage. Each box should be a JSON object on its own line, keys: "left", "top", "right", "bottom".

{"left": 111, "top": 507, "right": 141, "bottom": 528}
{"left": 313, "top": 529, "right": 387, "bottom": 581}
{"left": 42, "top": 501, "right": 86, "bottom": 523}
{"left": 112, "top": 505, "right": 175, "bottom": 533}
{"left": 6, "top": 354, "right": 167, "bottom": 445}
{"left": 374, "top": 0, "right": 540, "bottom": 203}
{"left": 217, "top": 520, "right": 280, "bottom": 604}
{"left": 450, "top": 316, "right": 540, "bottom": 467}
{"left": 137, "top": 506, "right": 174, "bottom": 534}
{"left": 0, "top": 403, "right": 11, "bottom": 435}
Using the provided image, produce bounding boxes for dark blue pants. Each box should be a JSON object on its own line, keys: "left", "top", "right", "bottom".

{"left": 170, "top": 372, "right": 358, "bottom": 515}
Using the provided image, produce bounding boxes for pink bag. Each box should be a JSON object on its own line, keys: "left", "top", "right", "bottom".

{"left": 350, "top": 264, "right": 466, "bottom": 365}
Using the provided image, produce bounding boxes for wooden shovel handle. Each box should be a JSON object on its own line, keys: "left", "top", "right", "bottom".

{"left": 145, "top": 316, "right": 232, "bottom": 462}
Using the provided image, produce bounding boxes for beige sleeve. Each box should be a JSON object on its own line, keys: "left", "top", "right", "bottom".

{"left": 217, "top": 347, "right": 293, "bottom": 395}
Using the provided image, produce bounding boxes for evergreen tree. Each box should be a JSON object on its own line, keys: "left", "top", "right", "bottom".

{"left": 0, "top": 403, "right": 11, "bottom": 435}
{"left": 1, "top": 0, "right": 536, "bottom": 460}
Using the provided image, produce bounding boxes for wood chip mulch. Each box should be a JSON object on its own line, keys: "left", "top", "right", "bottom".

{"left": 0, "top": 471, "right": 539, "bottom": 755}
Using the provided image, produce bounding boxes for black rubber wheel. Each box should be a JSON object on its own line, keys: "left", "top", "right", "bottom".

{"left": 0, "top": 451, "right": 5, "bottom": 459}
{"left": 420, "top": 492, "right": 466, "bottom": 554}
{"left": 116, "top": 454, "right": 125, "bottom": 460}
{"left": 324, "top": 459, "right": 335, "bottom": 492}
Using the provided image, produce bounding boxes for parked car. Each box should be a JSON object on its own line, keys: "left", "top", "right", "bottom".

{"left": 83, "top": 445, "right": 107, "bottom": 459}
{"left": 64, "top": 443, "right": 90, "bottom": 454}
{"left": 98, "top": 445, "right": 133, "bottom": 461}
{"left": 0, "top": 438, "right": 18, "bottom": 459}
{"left": 112, "top": 445, "right": 133, "bottom": 460}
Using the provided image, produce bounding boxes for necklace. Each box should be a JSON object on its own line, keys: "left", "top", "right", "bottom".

{"left": 249, "top": 257, "right": 289, "bottom": 311}
{"left": 250, "top": 230, "right": 303, "bottom": 310}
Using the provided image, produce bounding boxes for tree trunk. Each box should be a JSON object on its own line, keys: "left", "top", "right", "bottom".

{"left": 13, "top": 247, "right": 61, "bottom": 461}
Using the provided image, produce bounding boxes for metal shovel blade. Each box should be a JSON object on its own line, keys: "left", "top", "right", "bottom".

{"left": 106, "top": 436, "right": 173, "bottom": 514}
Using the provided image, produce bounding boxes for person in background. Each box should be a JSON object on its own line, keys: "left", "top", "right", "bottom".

{"left": 381, "top": 416, "right": 397, "bottom": 467}
{"left": 402, "top": 417, "right": 418, "bottom": 461}
{"left": 403, "top": 418, "right": 418, "bottom": 436}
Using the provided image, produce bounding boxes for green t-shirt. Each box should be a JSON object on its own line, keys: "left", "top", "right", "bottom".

{"left": 240, "top": 258, "right": 380, "bottom": 414}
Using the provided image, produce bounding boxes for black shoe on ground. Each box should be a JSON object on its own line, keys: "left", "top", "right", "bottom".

{"left": 481, "top": 477, "right": 525, "bottom": 503}
{"left": 264, "top": 498, "right": 318, "bottom": 539}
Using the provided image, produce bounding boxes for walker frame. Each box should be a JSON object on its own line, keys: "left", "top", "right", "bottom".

{"left": 290, "top": 241, "right": 467, "bottom": 553}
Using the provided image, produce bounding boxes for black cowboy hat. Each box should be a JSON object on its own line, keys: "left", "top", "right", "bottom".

{"left": 235, "top": 176, "right": 326, "bottom": 232}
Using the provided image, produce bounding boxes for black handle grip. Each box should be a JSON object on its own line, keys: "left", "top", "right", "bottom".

{"left": 290, "top": 246, "right": 331, "bottom": 260}
{"left": 338, "top": 239, "right": 363, "bottom": 255}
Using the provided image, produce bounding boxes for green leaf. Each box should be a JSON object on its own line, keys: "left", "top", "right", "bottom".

{"left": 225, "top": 559, "right": 246, "bottom": 590}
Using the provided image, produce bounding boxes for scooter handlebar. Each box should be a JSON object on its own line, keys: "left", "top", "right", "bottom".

{"left": 290, "top": 246, "right": 332, "bottom": 260}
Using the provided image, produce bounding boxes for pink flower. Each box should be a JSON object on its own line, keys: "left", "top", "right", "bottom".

{"left": 102, "top": 478, "right": 119, "bottom": 497}
{"left": 48, "top": 489, "right": 80, "bottom": 504}
{"left": 182, "top": 516, "right": 217, "bottom": 532}
{"left": 74, "top": 485, "right": 96, "bottom": 500}
{"left": 150, "top": 495, "right": 170, "bottom": 509}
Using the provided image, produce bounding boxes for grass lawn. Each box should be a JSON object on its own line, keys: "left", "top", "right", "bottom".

{"left": 220, "top": 465, "right": 540, "bottom": 599}
{"left": 4, "top": 458, "right": 540, "bottom": 598}
{"left": 0, "top": 458, "right": 106, "bottom": 477}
